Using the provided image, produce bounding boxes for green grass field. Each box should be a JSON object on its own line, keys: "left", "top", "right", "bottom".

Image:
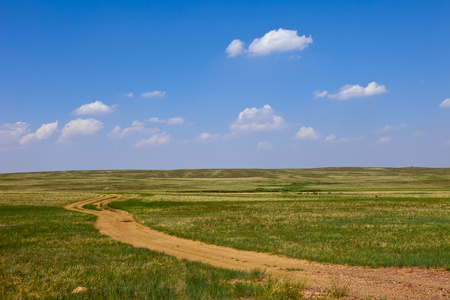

{"left": 1, "top": 168, "right": 449, "bottom": 299}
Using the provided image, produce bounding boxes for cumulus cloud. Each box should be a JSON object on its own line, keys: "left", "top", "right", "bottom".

{"left": 140, "top": 91, "right": 166, "bottom": 99}
{"left": 148, "top": 117, "right": 185, "bottom": 125}
{"left": 226, "top": 39, "right": 245, "bottom": 57}
{"left": 257, "top": 141, "right": 273, "bottom": 151}
{"left": 439, "top": 98, "right": 450, "bottom": 108}
{"left": 73, "top": 101, "right": 116, "bottom": 115}
{"left": 227, "top": 28, "right": 313, "bottom": 57}
{"left": 134, "top": 132, "right": 170, "bottom": 147}
{"left": 0, "top": 122, "right": 29, "bottom": 147}
{"left": 377, "top": 136, "right": 392, "bottom": 144}
{"left": 324, "top": 134, "right": 363, "bottom": 143}
{"left": 107, "top": 121, "right": 158, "bottom": 139}
{"left": 374, "top": 124, "right": 407, "bottom": 134}
{"left": 58, "top": 118, "right": 103, "bottom": 143}
{"left": 314, "top": 82, "right": 388, "bottom": 100}
{"left": 20, "top": 121, "right": 58, "bottom": 145}
{"left": 293, "top": 126, "right": 320, "bottom": 140}
{"left": 230, "top": 104, "right": 286, "bottom": 133}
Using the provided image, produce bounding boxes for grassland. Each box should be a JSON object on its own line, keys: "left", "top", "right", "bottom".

{"left": 1, "top": 204, "right": 297, "bottom": 299}
{"left": 1, "top": 167, "right": 449, "bottom": 299}
{"left": 109, "top": 196, "right": 449, "bottom": 268}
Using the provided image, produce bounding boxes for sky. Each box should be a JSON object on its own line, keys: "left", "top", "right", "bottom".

{"left": 1, "top": 0, "right": 449, "bottom": 173}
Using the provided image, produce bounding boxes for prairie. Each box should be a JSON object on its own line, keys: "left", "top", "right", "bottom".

{"left": 1, "top": 167, "right": 449, "bottom": 299}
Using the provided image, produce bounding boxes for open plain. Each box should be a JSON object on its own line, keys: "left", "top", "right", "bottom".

{"left": 1, "top": 168, "right": 449, "bottom": 299}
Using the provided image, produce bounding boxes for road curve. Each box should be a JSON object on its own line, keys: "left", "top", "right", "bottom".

{"left": 65, "top": 195, "right": 449, "bottom": 299}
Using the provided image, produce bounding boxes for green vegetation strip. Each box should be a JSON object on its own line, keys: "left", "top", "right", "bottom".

{"left": 110, "top": 197, "right": 450, "bottom": 268}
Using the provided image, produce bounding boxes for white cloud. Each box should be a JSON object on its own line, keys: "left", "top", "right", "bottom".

{"left": 324, "top": 134, "right": 363, "bottom": 143}
{"left": 0, "top": 122, "right": 29, "bottom": 147}
{"left": 123, "top": 92, "right": 134, "bottom": 98}
{"left": 226, "top": 39, "right": 245, "bottom": 57}
{"left": 257, "top": 141, "right": 273, "bottom": 151}
{"left": 223, "top": 132, "right": 238, "bottom": 140}
{"left": 293, "top": 126, "right": 320, "bottom": 140}
{"left": 58, "top": 118, "right": 103, "bottom": 143}
{"left": 313, "top": 90, "right": 328, "bottom": 98}
{"left": 325, "top": 134, "right": 337, "bottom": 142}
{"left": 317, "top": 82, "right": 388, "bottom": 100}
{"left": 230, "top": 104, "right": 286, "bottom": 133}
{"left": 134, "top": 132, "right": 171, "bottom": 147}
{"left": 107, "top": 121, "right": 158, "bottom": 139}
{"left": 140, "top": 91, "right": 166, "bottom": 99}
{"left": 73, "top": 101, "right": 116, "bottom": 116}
{"left": 20, "top": 121, "right": 58, "bottom": 145}
{"left": 439, "top": 98, "right": 450, "bottom": 108}
{"left": 377, "top": 136, "right": 392, "bottom": 144}
{"left": 289, "top": 54, "right": 302, "bottom": 60}
{"left": 148, "top": 117, "right": 185, "bottom": 125}
{"left": 195, "top": 132, "right": 221, "bottom": 142}
{"left": 227, "top": 28, "right": 313, "bottom": 57}
{"left": 374, "top": 124, "right": 407, "bottom": 133}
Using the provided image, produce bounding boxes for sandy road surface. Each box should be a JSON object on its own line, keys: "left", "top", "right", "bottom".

{"left": 65, "top": 195, "right": 449, "bottom": 299}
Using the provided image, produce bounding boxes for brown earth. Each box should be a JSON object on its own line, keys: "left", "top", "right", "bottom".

{"left": 65, "top": 195, "right": 450, "bottom": 299}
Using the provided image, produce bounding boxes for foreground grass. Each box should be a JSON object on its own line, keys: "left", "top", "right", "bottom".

{"left": 0, "top": 205, "right": 308, "bottom": 299}
{"left": 110, "top": 196, "right": 450, "bottom": 268}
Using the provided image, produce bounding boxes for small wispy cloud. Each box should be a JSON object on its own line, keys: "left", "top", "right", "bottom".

{"left": 107, "top": 121, "right": 158, "bottom": 139}
{"left": 257, "top": 141, "right": 274, "bottom": 151}
{"left": 377, "top": 136, "right": 392, "bottom": 144}
{"left": 324, "top": 134, "right": 363, "bottom": 143}
{"left": 134, "top": 131, "right": 170, "bottom": 147}
{"left": 194, "top": 132, "right": 221, "bottom": 142}
{"left": 148, "top": 117, "right": 185, "bottom": 125}
{"left": 140, "top": 91, "right": 166, "bottom": 99}
{"left": 313, "top": 90, "right": 328, "bottom": 98}
{"left": 413, "top": 130, "right": 426, "bottom": 137}
{"left": 226, "top": 28, "right": 313, "bottom": 57}
{"left": 374, "top": 124, "right": 407, "bottom": 134}
{"left": 73, "top": 101, "right": 116, "bottom": 116}
{"left": 123, "top": 92, "right": 134, "bottom": 98}
{"left": 439, "top": 98, "right": 450, "bottom": 108}
{"left": 314, "top": 82, "right": 388, "bottom": 100}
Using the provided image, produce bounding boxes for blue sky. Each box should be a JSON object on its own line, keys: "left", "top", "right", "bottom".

{"left": 1, "top": 0, "right": 449, "bottom": 172}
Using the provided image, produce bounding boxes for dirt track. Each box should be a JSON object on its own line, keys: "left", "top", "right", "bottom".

{"left": 65, "top": 195, "right": 450, "bottom": 299}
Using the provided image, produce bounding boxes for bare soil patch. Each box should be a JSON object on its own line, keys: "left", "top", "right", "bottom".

{"left": 65, "top": 195, "right": 450, "bottom": 299}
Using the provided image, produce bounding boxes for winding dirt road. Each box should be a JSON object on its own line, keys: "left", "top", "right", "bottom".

{"left": 65, "top": 195, "right": 449, "bottom": 299}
